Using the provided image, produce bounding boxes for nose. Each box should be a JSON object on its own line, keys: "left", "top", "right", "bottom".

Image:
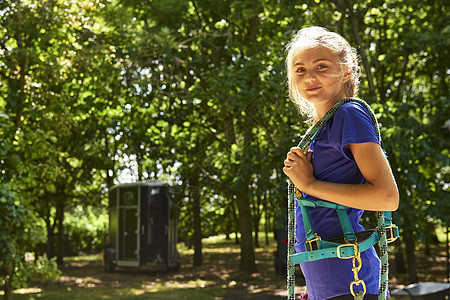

{"left": 305, "top": 70, "right": 317, "bottom": 82}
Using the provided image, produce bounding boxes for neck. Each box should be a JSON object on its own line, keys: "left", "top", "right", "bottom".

{"left": 314, "top": 94, "right": 351, "bottom": 120}
{"left": 314, "top": 99, "right": 339, "bottom": 120}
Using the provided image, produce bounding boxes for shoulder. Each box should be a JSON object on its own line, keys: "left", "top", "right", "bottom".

{"left": 327, "top": 99, "right": 379, "bottom": 145}
{"left": 336, "top": 101, "right": 371, "bottom": 117}
{"left": 333, "top": 100, "right": 374, "bottom": 125}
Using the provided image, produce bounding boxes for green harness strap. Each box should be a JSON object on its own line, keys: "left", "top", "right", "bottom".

{"left": 287, "top": 98, "right": 399, "bottom": 300}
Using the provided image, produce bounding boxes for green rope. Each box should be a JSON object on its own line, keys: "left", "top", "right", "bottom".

{"left": 287, "top": 98, "right": 390, "bottom": 300}
{"left": 354, "top": 291, "right": 365, "bottom": 300}
{"left": 377, "top": 211, "right": 389, "bottom": 300}
{"left": 287, "top": 183, "right": 296, "bottom": 300}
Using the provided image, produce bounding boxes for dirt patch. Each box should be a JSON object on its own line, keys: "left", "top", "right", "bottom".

{"left": 27, "top": 239, "right": 448, "bottom": 299}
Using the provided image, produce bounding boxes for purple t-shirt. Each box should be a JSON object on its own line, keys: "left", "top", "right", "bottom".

{"left": 295, "top": 102, "right": 383, "bottom": 300}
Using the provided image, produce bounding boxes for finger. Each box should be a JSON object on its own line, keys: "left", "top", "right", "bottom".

{"left": 290, "top": 148, "right": 309, "bottom": 159}
{"left": 306, "top": 151, "right": 313, "bottom": 161}
{"left": 287, "top": 150, "right": 308, "bottom": 162}
{"left": 283, "top": 164, "right": 292, "bottom": 173}
{"left": 284, "top": 159, "right": 292, "bottom": 167}
{"left": 286, "top": 152, "right": 301, "bottom": 162}
{"left": 290, "top": 147, "right": 304, "bottom": 155}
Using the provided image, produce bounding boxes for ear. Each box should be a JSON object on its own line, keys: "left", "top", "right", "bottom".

{"left": 343, "top": 67, "right": 352, "bottom": 83}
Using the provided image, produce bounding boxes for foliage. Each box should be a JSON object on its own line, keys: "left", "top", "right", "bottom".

{"left": 0, "top": 184, "right": 60, "bottom": 292}
{"left": 62, "top": 206, "right": 109, "bottom": 256}
{"left": 10, "top": 257, "right": 61, "bottom": 290}
{"left": 0, "top": 0, "right": 448, "bottom": 289}
{"left": 0, "top": 0, "right": 117, "bottom": 295}
{"left": 0, "top": 185, "right": 42, "bottom": 265}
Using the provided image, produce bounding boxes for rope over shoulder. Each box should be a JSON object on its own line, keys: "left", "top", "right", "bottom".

{"left": 286, "top": 98, "right": 399, "bottom": 300}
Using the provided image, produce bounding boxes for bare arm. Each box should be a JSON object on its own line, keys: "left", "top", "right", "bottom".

{"left": 283, "top": 142, "right": 399, "bottom": 211}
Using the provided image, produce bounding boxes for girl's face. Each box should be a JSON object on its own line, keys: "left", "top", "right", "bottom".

{"left": 293, "top": 46, "right": 350, "bottom": 109}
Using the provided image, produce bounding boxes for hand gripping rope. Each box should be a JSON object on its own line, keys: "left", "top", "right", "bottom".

{"left": 286, "top": 98, "right": 399, "bottom": 300}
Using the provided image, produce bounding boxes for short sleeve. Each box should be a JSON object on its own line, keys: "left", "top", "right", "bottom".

{"left": 330, "top": 102, "right": 379, "bottom": 150}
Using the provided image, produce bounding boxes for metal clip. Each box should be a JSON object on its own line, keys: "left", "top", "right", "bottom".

{"left": 305, "top": 233, "right": 321, "bottom": 251}
{"left": 350, "top": 280, "right": 367, "bottom": 297}
{"left": 349, "top": 243, "right": 366, "bottom": 298}
{"left": 385, "top": 224, "right": 399, "bottom": 243}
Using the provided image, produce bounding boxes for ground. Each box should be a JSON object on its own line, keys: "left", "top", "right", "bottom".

{"left": 12, "top": 235, "right": 449, "bottom": 300}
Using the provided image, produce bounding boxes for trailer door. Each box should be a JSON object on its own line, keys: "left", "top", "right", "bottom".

{"left": 122, "top": 207, "right": 138, "bottom": 260}
{"left": 117, "top": 189, "right": 140, "bottom": 267}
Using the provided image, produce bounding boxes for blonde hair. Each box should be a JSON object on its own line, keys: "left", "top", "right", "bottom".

{"left": 285, "top": 26, "right": 360, "bottom": 117}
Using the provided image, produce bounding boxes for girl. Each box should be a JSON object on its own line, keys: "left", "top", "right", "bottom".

{"left": 282, "top": 27, "right": 399, "bottom": 300}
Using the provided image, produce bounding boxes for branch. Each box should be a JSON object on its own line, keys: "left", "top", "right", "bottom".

{"left": 346, "top": 3, "right": 377, "bottom": 101}
{"left": 332, "top": 0, "right": 378, "bottom": 102}
{"left": 144, "top": 0, "right": 165, "bottom": 25}
{"left": 194, "top": 161, "right": 223, "bottom": 184}
{"left": 394, "top": 54, "right": 410, "bottom": 103}
{"left": 175, "top": 116, "right": 230, "bottom": 151}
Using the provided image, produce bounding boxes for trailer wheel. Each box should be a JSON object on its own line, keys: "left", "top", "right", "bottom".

{"left": 104, "top": 247, "right": 116, "bottom": 273}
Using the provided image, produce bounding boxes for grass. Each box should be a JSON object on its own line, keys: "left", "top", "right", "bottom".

{"left": 12, "top": 286, "right": 225, "bottom": 300}
{"left": 9, "top": 233, "right": 449, "bottom": 300}
{"left": 11, "top": 233, "right": 293, "bottom": 300}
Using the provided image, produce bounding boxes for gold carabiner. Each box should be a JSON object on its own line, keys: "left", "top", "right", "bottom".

{"left": 348, "top": 243, "right": 366, "bottom": 298}
{"left": 350, "top": 280, "right": 367, "bottom": 297}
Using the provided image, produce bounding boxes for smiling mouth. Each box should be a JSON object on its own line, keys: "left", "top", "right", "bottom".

{"left": 306, "top": 87, "right": 321, "bottom": 92}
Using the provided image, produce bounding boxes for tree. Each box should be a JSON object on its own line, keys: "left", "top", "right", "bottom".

{"left": 1, "top": 0, "right": 447, "bottom": 288}
{"left": 0, "top": 0, "right": 122, "bottom": 284}
{"left": 295, "top": 0, "right": 449, "bottom": 282}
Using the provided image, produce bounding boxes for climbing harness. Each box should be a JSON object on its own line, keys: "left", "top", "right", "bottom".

{"left": 287, "top": 98, "right": 399, "bottom": 300}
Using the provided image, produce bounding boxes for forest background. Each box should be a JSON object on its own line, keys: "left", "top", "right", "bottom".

{"left": 0, "top": 0, "right": 449, "bottom": 298}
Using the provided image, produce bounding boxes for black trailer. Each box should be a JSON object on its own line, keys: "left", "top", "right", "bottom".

{"left": 104, "top": 181, "right": 180, "bottom": 272}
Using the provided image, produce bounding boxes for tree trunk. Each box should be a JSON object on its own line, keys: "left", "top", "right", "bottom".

{"left": 253, "top": 216, "right": 260, "bottom": 248}
{"left": 394, "top": 241, "right": 407, "bottom": 274}
{"left": 424, "top": 221, "right": 439, "bottom": 256}
{"left": 341, "top": 0, "right": 377, "bottom": 102}
{"left": 3, "top": 259, "right": 13, "bottom": 300}
{"left": 403, "top": 222, "right": 419, "bottom": 283}
{"left": 236, "top": 185, "right": 256, "bottom": 272}
{"left": 55, "top": 198, "right": 65, "bottom": 266}
{"left": 233, "top": 201, "right": 240, "bottom": 244}
{"left": 224, "top": 205, "right": 233, "bottom": 240}
{"left": 222, "top": 115, "right": 240, "bottom": 246}
{"left": 45, "top": 216, "right": 55, "bottom": 258}
{"left": 264, "top": 196, "right": 270, "bottom": 246}
{"left": 234, "top": 8, "right": 261, "bottom": 271}
{"left": 252, "top": 192, "right": 261, "bottom": 248}
{"left": 137, "top": 151, "right": 143, "bottom": 181}
{"left": 236, "top": 111, "right": 257, "bottom": 270}
{"left": 11, "top": 0, "right": 26, "bottom": 130}
{"left": 190, "top": 169, "right": 203, "bottom": 266}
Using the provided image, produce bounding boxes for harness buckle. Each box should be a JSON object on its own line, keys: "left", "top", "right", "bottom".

{"left": 337, "top": 243, "right": 359, "bottom": 259}
{"left": 305, "top": 233, "right": 321, "bottom": 251}
{"left": 385, "top": 225, "right": 399, "bottom": 243}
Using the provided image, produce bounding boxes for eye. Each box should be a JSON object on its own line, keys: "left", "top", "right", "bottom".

{"left": 317, "top": 64, "right": 329, "bottom": 71}
{"left": 295, "top": 67, "right": 306, "bottom": 75}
